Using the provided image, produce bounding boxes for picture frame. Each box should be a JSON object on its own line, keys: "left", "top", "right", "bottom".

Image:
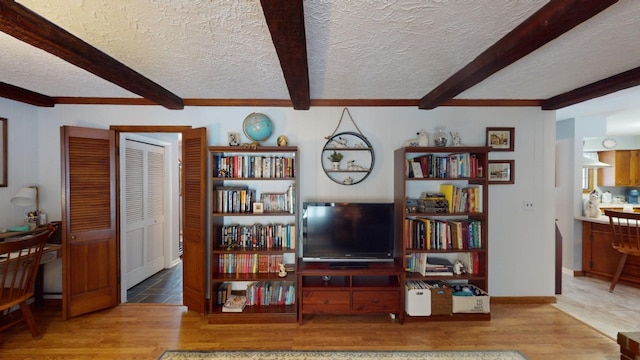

{"left": 486, "top": 127, "right": 514, "bottom": 151}
{"left": 252, "top": 202, "right": 264, "bottom": 214}
{"left": 488, "top": 160, "right": 514, "bottom": 184}
{"left": 0, "top": 118, "right": 6, "bottom": 187}
{"left": 227, "top": 132, "right": 240, "bottom": 146}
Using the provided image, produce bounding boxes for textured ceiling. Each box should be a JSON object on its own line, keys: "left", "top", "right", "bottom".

{"left": 2, "top": 0, "right": 640, "bottom": 126}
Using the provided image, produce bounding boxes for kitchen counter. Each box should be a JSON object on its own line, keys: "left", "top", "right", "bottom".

{"left": 580, "top": 218, "right": 640, "bottom": 289}
{"left": 577, "top": 215, "right": 610, "bottom": 224}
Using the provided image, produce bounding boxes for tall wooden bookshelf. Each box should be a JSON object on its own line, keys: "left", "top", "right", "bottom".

{"left": 394, "top": 146, "right": 491, "bottom": 321}
{"left": 207, "top": 146, "right": 299, "bottom": 324}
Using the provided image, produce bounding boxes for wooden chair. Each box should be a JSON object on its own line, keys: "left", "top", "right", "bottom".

{"left": 604, "top": 210, "right": 640, "bottom": 292}
{"left": 0, "top": 227, "right": 53, "bottom": 338}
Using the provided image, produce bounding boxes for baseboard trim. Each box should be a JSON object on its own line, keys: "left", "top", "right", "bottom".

{"left": 491, "top": 296, "right": 557, "bottom": 304}
{"left": 42, "top": 298, "right": 62, "bottom": 308}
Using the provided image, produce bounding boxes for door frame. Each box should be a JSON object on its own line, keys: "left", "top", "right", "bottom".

{"left": 119, "top": 133, "right": 175, "bottom": 301}
{"left": 111, "top": 126, "right": 193, "bottom": 304}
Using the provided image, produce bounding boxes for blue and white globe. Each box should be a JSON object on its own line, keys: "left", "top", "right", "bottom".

{"left": 243, "top": 113, "right": 273, "bottom": 143}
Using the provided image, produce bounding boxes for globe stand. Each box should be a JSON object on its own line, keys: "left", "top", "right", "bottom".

{"left": 241, "top": 141, "right": 260, "bottom": 149}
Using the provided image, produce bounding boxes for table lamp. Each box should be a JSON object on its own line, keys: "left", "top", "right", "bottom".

{"left": 10, "top": 185, "right": 39, "bottom": 213}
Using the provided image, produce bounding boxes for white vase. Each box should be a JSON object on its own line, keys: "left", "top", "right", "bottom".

{"left": 332, "top": 162, "right": 340, "bottom": 170}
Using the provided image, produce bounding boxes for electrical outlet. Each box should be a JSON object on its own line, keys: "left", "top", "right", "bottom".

{"left": 523, "top": 200, "right": 535, "bottom": 211}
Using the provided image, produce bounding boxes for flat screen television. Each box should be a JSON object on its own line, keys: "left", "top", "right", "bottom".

{"left": 301, "top": 202, "right": 395, "bottom": 266}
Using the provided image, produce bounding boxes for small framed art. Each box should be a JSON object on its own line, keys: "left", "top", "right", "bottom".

{"left": 252, "top": 202, "right": 264, "bottom": 214}
{"left": 486, "top": 127, "right": 514, "bottom": 151}
{"left": 488, "top": 160, "right": 514, "bottom": 184}
{"left": 227, "top": 132, "right": 240, "bottom": 146}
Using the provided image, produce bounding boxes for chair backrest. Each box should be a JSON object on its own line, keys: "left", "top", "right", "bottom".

{"left": 604, "top": 210, "right": 640, "bottom": 253}
{"left": 0, "top": 228, "right": 52, "bottom": 311}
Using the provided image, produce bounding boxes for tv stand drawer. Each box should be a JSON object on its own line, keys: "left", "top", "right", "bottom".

{"left": 302, "top": 290, "right": 350, "bottom": 312}
{"left": 352, "top": 290, "right": 401, "bottom": 312}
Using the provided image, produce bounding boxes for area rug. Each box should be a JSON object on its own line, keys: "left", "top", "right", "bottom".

{"left": 158, "top": 350, "right": 527, "bottom": 360}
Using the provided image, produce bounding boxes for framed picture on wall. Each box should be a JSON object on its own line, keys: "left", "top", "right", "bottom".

{"left": 486, "top": 127, "right": 514, "bottom": 151}
{"left": 0, "top": 118, "right": 6, "bottom": 187}
{"left": 488, "top": 160, "right": 514, "bottom": 184}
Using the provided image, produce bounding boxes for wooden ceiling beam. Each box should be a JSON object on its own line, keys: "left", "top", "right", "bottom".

{"left": 543, "top": 66, "right": 640, "bottom": 110}
{"left": 418, "top": 0, "right": 619, "bottom": 110}
{"left": 0, "top": 81, "right": 55, "bottom": 107}
{"left": 261, "top": 0, "right": 310, "bottom": 110}
{"left": 0, "top": 1, "right": 184, "bottom": 110}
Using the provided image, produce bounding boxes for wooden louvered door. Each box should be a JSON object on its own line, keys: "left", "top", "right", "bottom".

{"left": 61, "top": 126, "right": 118, "bottom": 319}
{"left": 181, "top": 127, "right": 207, "bottom": 314}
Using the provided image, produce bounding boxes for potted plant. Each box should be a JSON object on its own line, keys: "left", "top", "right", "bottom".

{"left": 327, "top": 151, "right": 344, "bottom": 170}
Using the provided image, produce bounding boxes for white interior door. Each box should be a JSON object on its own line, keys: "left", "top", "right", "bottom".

{"left": 124, "top": 138, "right": 166, "bottom": 289}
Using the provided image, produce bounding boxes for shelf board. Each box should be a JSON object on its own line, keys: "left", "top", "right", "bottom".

{"left": 207, "top": 305, "right": 297, "bottom": 324}
{"left": 209, "top": 146, "right": 298, "bottom": 153}
{"left": 212, "top": 177, "right": 295, "bottom": 181}
{"left": 322, "top": 147, "right": 372, "bottom": 151}
{"left": 405, "top": 272, "right": 486, "bottom": 281}
{"left": 211, "top": 247, "right": 296, "bottom": 254}
{"left": 211, "top": 272, "right": 296, "bottom": 282}
{"left": 324, "top": 169, "right": 370, "bottom": 173}
{"left": 211, "top": 211, "right": 294, "bottom": 217}
{"left": 403, "top": 312, "right": 490, "bottom": 322}
{"left": 405, "top": 248, "right": 486, "bottom": 253}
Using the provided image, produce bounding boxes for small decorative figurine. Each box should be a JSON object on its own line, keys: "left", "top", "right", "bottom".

{"left": 328, "top": 136, "right": 348, "bottom": 148}
{"left": 584, "top": 190, "right": 600, "bottom": 218}
{"left": 346, "top": 160, "right": 367, "bottom": 171}
{"left": 343, "top": 177, "right": 354, "bottom": 185}
{"left": 278, "top": 263, "right": 288, "bottom": 278}
{"left": 402, "top": 130, "right": 429, "bottom": 147}
{"left": 453, "top": 260, "right": 465, "bottom": 275}
{"left": 277, "top": 135, "right": 288, "bottom": 147}
{"left": 450, "top": 132, "right": 464, "bottom": 146}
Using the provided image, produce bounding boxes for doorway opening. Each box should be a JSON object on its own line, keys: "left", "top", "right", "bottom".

{"left": 119, "top": 131, "right": 183, "bottom": 305}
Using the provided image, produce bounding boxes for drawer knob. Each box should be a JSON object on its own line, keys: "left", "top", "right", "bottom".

{"left": 373, "top": 298, "right": 379, "bottom": 304}
{"left": 324, "top": 299, "right": 329, "bottom": 305}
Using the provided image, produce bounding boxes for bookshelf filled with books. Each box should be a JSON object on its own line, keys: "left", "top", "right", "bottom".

{"left": 394, "top": 146, "right": 491, "bottom": 321}
{"left": 208, "top": 146, "right": 299, "bottom": 324}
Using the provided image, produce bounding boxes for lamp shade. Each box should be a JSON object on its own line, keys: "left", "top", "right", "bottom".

{"left": 10, "top": 186, "right": 37, "bottom": 207}
{"left": 582, "top": 156, "right": 612, "bottom": 168}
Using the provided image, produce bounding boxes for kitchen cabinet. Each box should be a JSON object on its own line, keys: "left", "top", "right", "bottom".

{"left": 598, "top": 150, "right": 640, "bottom": 186}
{"left": 582, "top": 220, "right": 640, "bottom": 288}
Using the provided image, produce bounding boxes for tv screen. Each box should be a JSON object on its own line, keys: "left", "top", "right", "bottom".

{"left": 302, "top": 202, "right": 395, "bottom": 264}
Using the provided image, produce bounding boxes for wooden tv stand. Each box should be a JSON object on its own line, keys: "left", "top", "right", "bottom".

{"left": 297, "top": 262, "right": 405, "bottom": 324}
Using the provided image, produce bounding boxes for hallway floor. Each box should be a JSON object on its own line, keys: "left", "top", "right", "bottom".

{"left": 126, "top": 261, "right": 183, "bottom": 304}
{"left": 554, "top": 269, "right": 640, "bottom": 340}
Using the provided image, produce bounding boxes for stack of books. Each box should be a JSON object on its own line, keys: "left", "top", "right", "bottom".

{"left": 419, "top": 256, "right": 454, "bottom": 276}
{"left": 222, "top": 294, "right": 247, "bottom": 312}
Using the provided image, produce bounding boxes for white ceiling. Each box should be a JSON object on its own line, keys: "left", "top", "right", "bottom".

{"left": 2, "top": 0, "right": 640, "bottom": 129}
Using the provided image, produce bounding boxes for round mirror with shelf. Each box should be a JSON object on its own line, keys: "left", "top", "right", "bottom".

{"left": 321, "top": 131, "right": 374, "bottom": 185}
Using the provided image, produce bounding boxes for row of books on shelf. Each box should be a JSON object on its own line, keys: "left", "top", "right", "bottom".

{"left": 216, "top": 253, "right": 285, "bottom": 274}
{"left": 214, "top": 184, "right": 295, "bottom": 214}
{"left": 213, "top": 154, "right": 295, "bottom": 179}
{"left": 406, "top": 253, "right": 480, "bottom": 275}
{"left": 246, "top": 280, "right": 295, "bottom": 306}
{"left": 218, "top": 280, "right": 296, "bottom": 311}
{"left": 404, "top": 217, "right": 482, "bottom": 250}
{"left": 438, "top": 183, "right": 482, "bottom": 213}
{"left": 407, "top": 152, "right": 482, "bottom": 179}
{"left": 220, "top": 223, "right": 296, "bottom": 249}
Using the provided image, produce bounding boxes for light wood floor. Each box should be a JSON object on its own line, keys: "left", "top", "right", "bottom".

{"left": 555, "top": 270, "right": 640, "bottom": 340}
{"left": 0, "top": 274, "right": 630, "bottom": 360}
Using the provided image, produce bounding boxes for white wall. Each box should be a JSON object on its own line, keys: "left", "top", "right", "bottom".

{"left": 0, "top": 98, "right": 40, "bottom": 225}
{"left": 0, "top": 102, "right": 557, "bottom": 297}
{"left": 555, "top": 117, "right": 607, "bottom": 272}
